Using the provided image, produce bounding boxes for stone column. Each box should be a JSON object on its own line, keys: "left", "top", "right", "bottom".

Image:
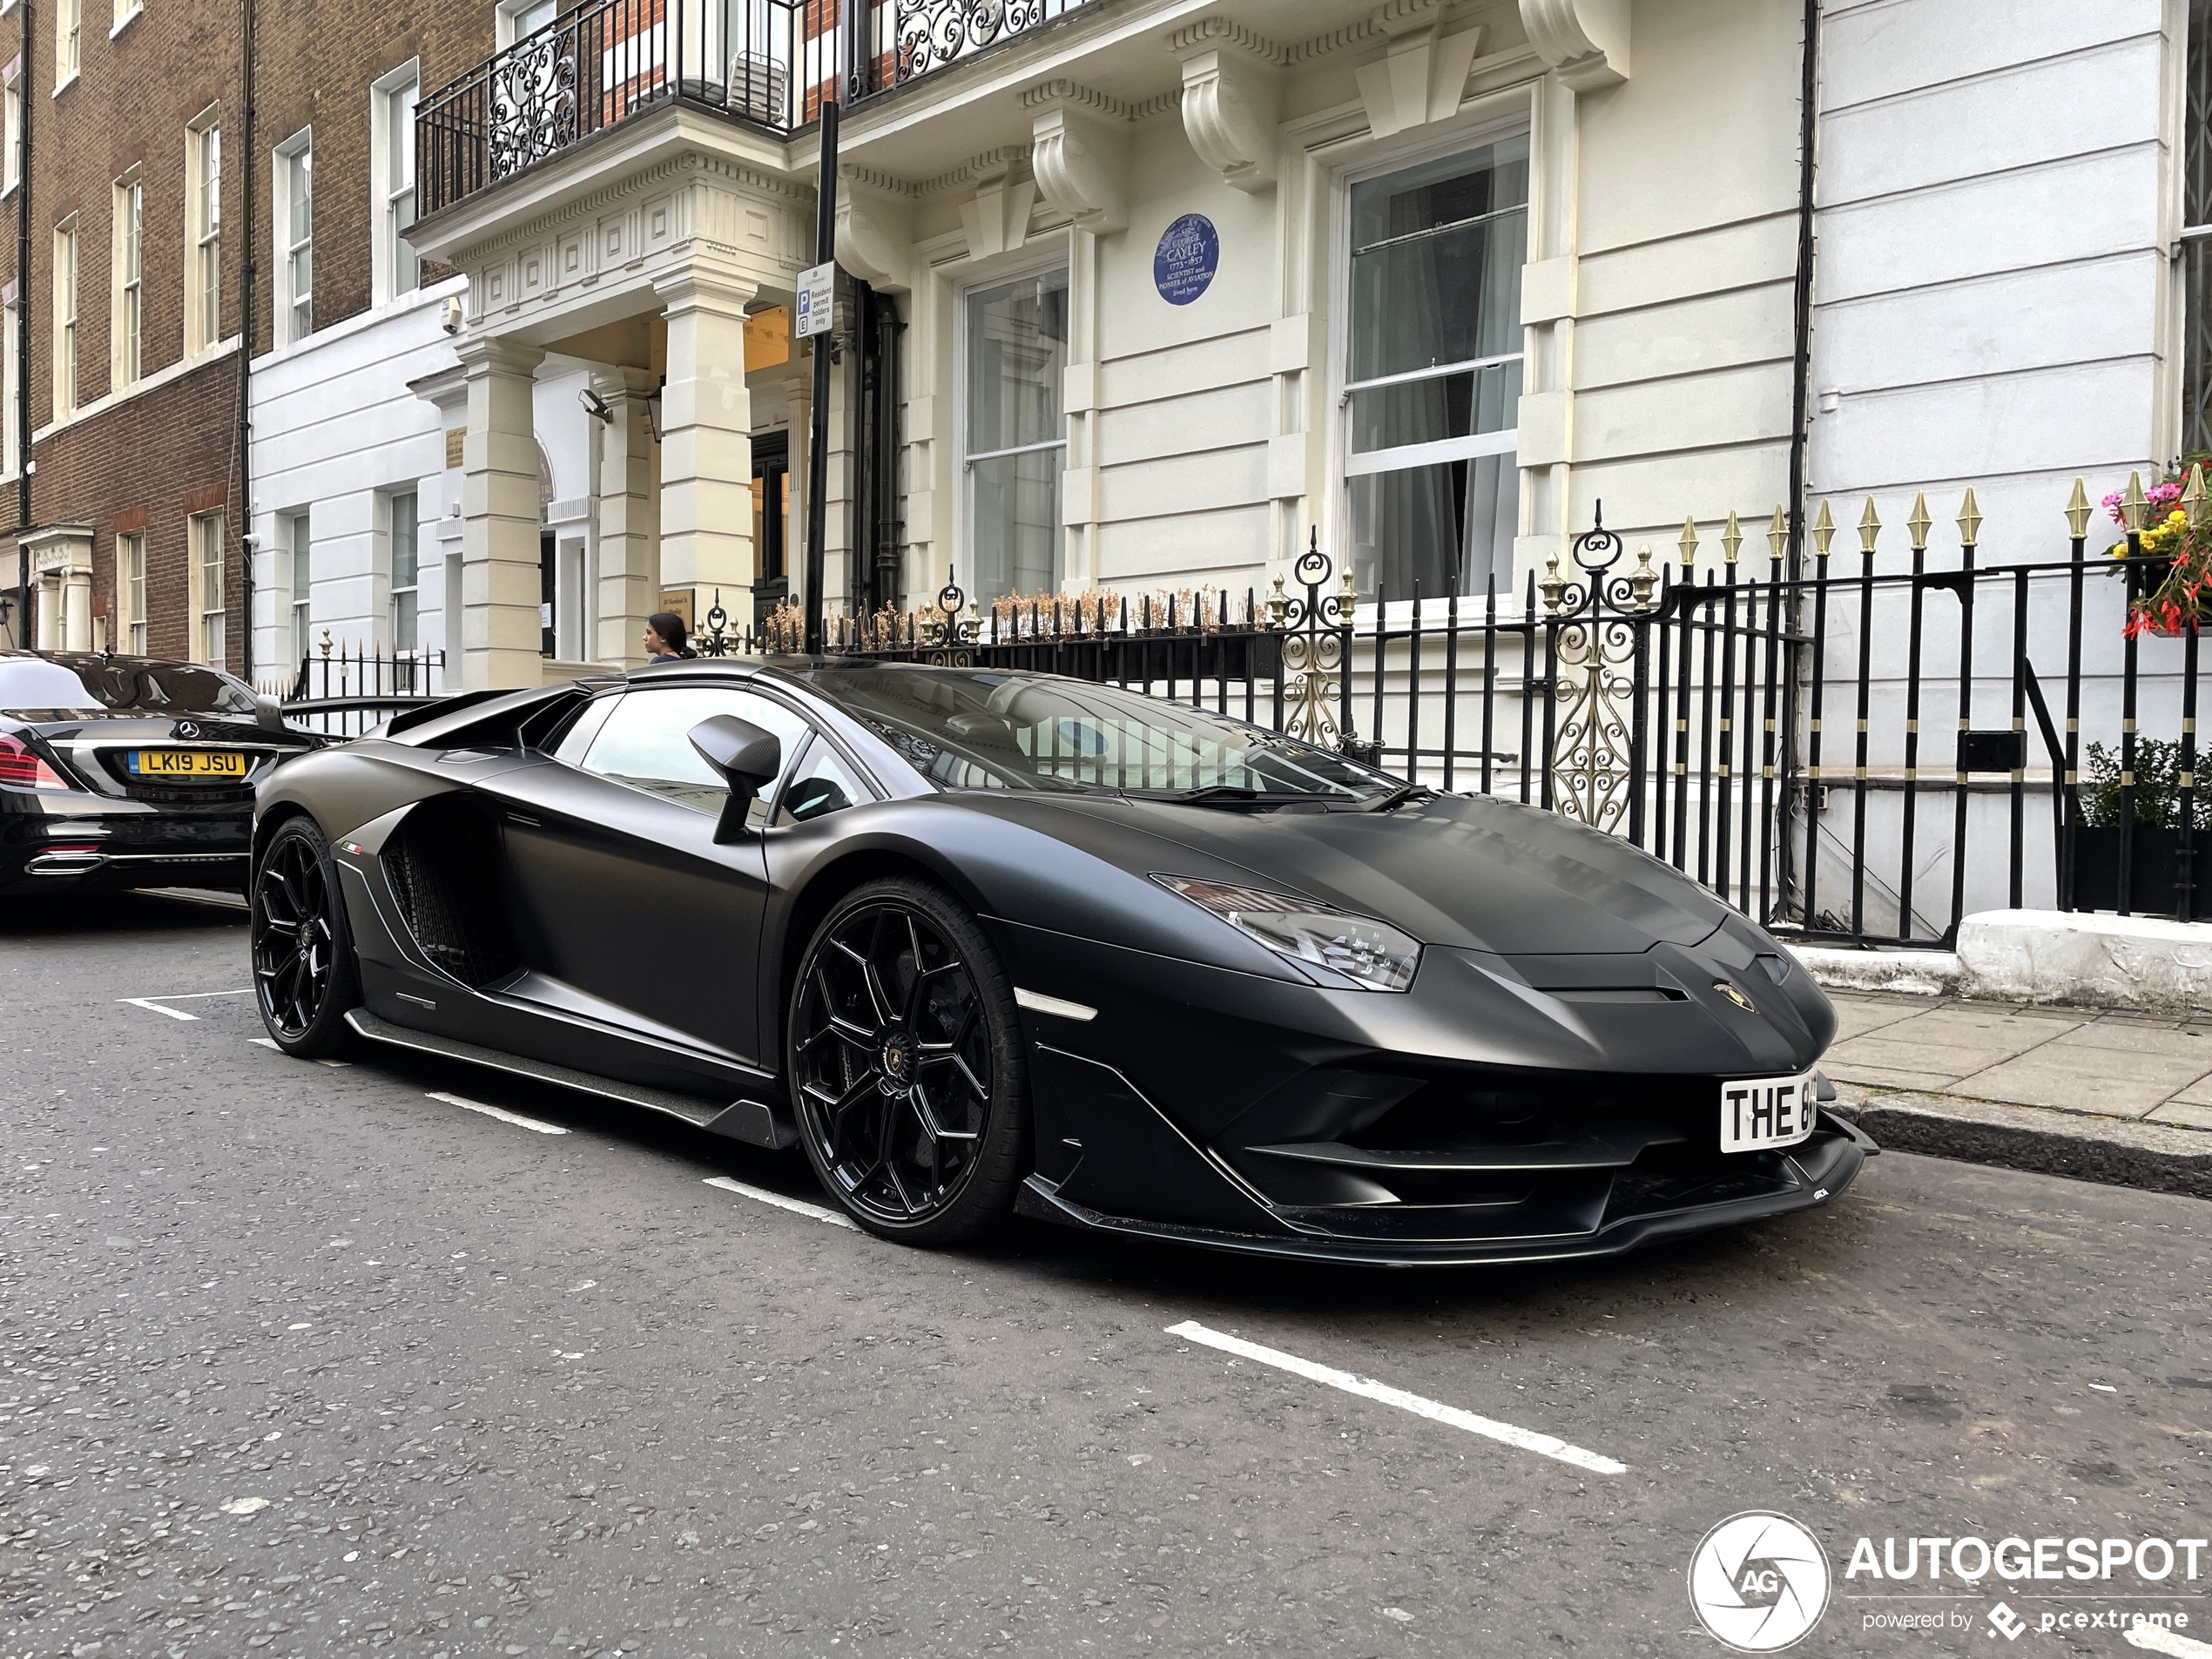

{"left": 782, "top": 367, "right": 812, "bottom": 631}
{"left": 654, "top": 269, "right": 756, "bottom": 624}
{"left": 63, "top": 563, "right": 91, "bottom": 651}
{"left": 457, "top": 337, "right": 547, "bottom": 691}
{"left": 591, "top": 365, "right": 659, "bottom": 667}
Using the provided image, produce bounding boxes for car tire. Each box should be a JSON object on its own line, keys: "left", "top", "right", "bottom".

{"left": 786, "top": 877, "right": 1028, "bottom": 1245}
{"left": 251, "top": 816, "right": 361, "bottom": 1058}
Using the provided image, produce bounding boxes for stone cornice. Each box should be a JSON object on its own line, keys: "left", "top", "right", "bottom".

{"left": 1162, "top": 16, "right": 1286, "bottom": 65}
{"left": 916, "top": 145, "right": 1032, "bottom": 198}
{"left": 455, "top": 149, "right": 811, "bottom": 265}
{"left": 1018, "top": 77, "right": 1138, "bottom": 121}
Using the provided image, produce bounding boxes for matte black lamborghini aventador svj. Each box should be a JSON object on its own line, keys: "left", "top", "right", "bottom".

{"left": 249, "top": 658, "right": 1872, "bottom": 1264}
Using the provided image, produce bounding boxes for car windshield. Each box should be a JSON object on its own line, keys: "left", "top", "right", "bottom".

{"left": 0, "top": 655, "right": 260, "bottom": 718}
{"left": 795, "top": 663, "right": 1396, "bottom": 802}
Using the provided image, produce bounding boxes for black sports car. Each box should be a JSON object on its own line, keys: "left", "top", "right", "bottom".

{"left": 250, "top": 658, "right": 1871, "bottom": 1265}
{"left": 2, "top": 650, "right": 320, "bottom": 894}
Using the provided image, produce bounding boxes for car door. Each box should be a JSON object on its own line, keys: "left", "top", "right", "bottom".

{"left": 482, "top": 683, "right": 811, "bottom": 1069}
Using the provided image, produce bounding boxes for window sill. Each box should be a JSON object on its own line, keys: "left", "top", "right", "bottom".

{"left": 108, "top": 6, "right": 141, "bottom": 39}
{"left": 32, "top": 334, "right": 238, "bottom": 443}
{"left": 51, "top": 72, "right": 78, "bottom": 99}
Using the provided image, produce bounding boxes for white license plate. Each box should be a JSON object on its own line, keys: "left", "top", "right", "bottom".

{"left": 1720, "top": 1071, "right": 1818, "bottom": 1153}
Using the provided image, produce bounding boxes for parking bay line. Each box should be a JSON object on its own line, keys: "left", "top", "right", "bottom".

{"left": 704, "top": 1176, "right": 857, "bottom": 1230}
{"left": 119, "top": 988, "right": 254, "bottom": 1021}
{"left": 247, "top": 1037, "right": 350, "bottom": 1068}
{"left": 2128, "top": 1627, "right": 2212, "bottom": 1658}
{"left": 424, "top": 1091, "right": 570, "bottom": 1136}
{"left": 1165, "top": 1318, "right": 1628, "bottom": 1477}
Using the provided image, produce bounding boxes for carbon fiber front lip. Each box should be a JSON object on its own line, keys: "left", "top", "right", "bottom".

{"left": 1015, "top": 1116, "right": 1877, "bottom": 1268}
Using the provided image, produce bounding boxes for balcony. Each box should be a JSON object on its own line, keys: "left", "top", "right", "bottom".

{"left": 418, "top": 0, "right": 1102, "bottom": 219}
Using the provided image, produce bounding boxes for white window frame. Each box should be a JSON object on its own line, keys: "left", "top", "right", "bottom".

{"left": 287, "top": 509, "right": 312, "bottom": 664}
{"left": 3, "top": 71, "right": 22, "bottom": 193}
{"left": 953, "top": 251, "right": 1070, "bottom": 604}
{"left": 111, "top": 0, "right": 140, "bottom": 36}
{"left": 55, "top": 0, "right": 78, "bottom": 89}
{"left": 190, "top": 509, "right": 225, "bottom": 665}
{"left": 1326, "top": 118, "right": 1530, "bottom": 604}
{"left": 370, "top": 60, "right": 421, "bottom": 307}
{"left": 117, "top": 530, "right": 145, "bottom": 653}
{"left": 495, "top": 0, "right": 558, "bottom": 50}
{"left": 185, "top": 107, "right": 222, "bottom": 354}
{"left": 52, "top": 214, "right": 77, "bottom": 418}
{"left": 112, "top": 167, "right": 143, "bottom": 387}
{"left": 388, "top": 490, "right": 419, "bottom": 654}
{"left": 273, "top": 128, "right": 311, "bottom": 346}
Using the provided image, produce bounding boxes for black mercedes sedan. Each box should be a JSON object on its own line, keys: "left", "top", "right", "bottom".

{"left": 1, "top": 650, "right": 320, "bottom": 894}
{"left": 249, "top": 658, "right": 1871, "bottom": 1265}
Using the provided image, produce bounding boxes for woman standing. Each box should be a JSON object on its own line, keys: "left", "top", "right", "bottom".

{"left": 643, "top": 612, "right": 696, "bottom": 664}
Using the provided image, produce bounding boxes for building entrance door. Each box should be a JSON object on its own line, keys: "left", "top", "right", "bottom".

{"left": 751, "top": 430, "right": 788, "bottom": 631}
{"left": 539, "top": 529, "right": 556, "bottom": 658}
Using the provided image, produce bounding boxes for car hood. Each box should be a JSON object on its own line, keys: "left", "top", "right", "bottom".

{"left": 1008, "top": 789, "right": 1732, "bottom": 957}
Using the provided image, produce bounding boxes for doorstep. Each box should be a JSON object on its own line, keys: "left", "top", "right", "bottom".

{"left": 1791, "top": 908, "right": 2212, "bottom": 1015}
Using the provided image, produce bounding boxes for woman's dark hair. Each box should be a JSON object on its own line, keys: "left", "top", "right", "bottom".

{"left": 647, "top": 610, "right": 697, "bottom": 658}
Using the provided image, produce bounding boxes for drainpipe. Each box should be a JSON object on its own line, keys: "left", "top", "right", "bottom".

{"left": 13, "top": 0, "right": 29, "bottom": 648}
{"left": 1785, "top": 0, "right": 1819, "bottom": 573}
{"left": 235, "top": 0, "right": 255, "bottom": 677}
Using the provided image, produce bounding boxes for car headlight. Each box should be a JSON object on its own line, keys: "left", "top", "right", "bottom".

{"left": 1153, "top": 875, "right": 1421, "bottom": 992}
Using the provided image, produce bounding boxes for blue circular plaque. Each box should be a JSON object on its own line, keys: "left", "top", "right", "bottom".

{"left": 1154, "top": 214, "right": 1219, "bottom": 307}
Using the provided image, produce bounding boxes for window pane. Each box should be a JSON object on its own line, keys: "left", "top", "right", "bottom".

{"left": 1348, "top": 454, "right": 1518, "bottom": 600}
{"left": 1349, "top": 140, "right": 1527, "bottom": 383}
{"left": 2188, "top": 237, "right": 2212, "bottom": 459}
{"left": 392, "top": 495, "right": 417, "bottom": 587}
{"left": 1351, "top": 361, "right": 1522, "bottom": 455}
{"left": 775, "top": 739, "right": 867, "bottom": 826}
{"left": 971, "top": 448, "right": 1061, "bottom": 600}
{"left": 289, "top": 148, "right": 312, "bottom": 245}
{"left": 582, "top": 686, "right": 809, "bottom": 819}
{"left": 394, "top": 590, "right": 417, "bottom": 653}
{"left": 965, "top": 269, "right": 1067, "bottom": 455}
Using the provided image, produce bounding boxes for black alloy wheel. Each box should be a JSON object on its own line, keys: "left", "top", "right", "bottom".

{"left": 788, "top": 878, "right": 1028, "bottom": 1244}
{"left": 251, "top": 817, "right": 360, "bottom": 1057}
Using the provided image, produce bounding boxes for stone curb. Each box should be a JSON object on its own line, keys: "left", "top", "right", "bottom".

{"left": 1830, "top": 1092, "right": 2212, "bottom": 1203}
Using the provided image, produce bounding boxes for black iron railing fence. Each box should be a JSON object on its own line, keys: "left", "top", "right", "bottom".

{"left": 691, "top": 483, "right": 2207, "bottom": 946}
{"left": 258, "top": 646, "right": 448, "bottom": 741}
{"left": 419, "top": 0, "right": 1098, "bottom": 218}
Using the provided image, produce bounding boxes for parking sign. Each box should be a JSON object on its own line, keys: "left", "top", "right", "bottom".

{"left": 795, "top": 262, "right": 836, "bottom": 339}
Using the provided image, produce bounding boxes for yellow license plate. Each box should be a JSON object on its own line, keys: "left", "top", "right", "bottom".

{"left": 128, "top": 749, "right": 250, "bottom": 779}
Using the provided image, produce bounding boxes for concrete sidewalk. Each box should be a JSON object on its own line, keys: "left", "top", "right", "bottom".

{"left": 1821, "top": 990, "right": 2212, "bottom": 1199}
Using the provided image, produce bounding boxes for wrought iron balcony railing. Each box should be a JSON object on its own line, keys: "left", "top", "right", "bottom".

{"left": 419, "top": 0, "right": 1099, "bottom": 219}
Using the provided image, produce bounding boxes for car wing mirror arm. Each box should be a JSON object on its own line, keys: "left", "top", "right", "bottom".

{"left": 689, "top": 715, "right": 782, "bottom": 845}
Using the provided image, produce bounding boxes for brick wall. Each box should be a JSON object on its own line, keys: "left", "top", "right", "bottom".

{"left": 2, "top": 0, "right": 246, "bottom": 668}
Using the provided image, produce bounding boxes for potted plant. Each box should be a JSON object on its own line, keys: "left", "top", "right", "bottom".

{"left": 2069, "top": 738, "right": 2209, "bottom": 915}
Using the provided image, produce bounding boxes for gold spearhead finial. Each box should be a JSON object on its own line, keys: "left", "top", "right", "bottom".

{"left": 1721, "top": 510, "right": 1743, "bottom": 564}
{"left": 2121, "top": 470, "right": 2148, "bottom": 533}
{"left": 1678, "top": 515, "right": 1700, "bottom": 568}
{"left": 2063, "top": 477, "right": 2093, "bottom": 539}
{"left": 1767, "top": 504, "right": 1788, "bottom": 563}
{"left": 1812, "top": 498, "right": 1836, "bottom": 559}
{"left": 1907, "top": 491, "right": 1932, "bottom": 551}
{"left": 1957, "top": 488, "right": 1983, "bottom": 549}
{"left": 1858, "top": 496, "right": 1881, "bottom": 555}
{"left": 2185, "top": 465, "right": 2208, "bottom": 529}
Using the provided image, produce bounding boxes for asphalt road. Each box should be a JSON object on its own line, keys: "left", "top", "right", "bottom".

{"left": 3, "top": 892, "right": 2209, "bottom": 1659}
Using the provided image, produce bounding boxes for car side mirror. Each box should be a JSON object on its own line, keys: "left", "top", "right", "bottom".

{"left": 688, "top": 714, "right": 782, "bottom": 843}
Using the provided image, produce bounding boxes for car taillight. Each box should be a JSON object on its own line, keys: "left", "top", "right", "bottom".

{"left": 0, "top": 735, "right": 76, "bottom": 792}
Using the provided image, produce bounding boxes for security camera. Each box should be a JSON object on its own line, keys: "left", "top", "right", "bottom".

{"left": 440, "top": 295, "right": 464, "bottom": 335}
{"left": 578, "top": 388, "right": 613, "bottom": 424}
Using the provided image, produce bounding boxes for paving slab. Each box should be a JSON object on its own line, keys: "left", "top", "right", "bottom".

{"left": 2148, "top": 1100, "right": 2212, "bottom": 1130}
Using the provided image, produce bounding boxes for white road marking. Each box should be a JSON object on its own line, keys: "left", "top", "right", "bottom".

{"left": 123, "top": 998, "right": 199, "bottom": 1021}
{"left": 424, "top": 1091, "right": 570, "bottom": 1136}
{"left": 246, "top": 1037, "right": 349, "bottom": 1068}
{"left": 704, "top": 1176, "right": 857, "bottom": 1230}
{"left": 2128, "top": 1626, "right": 2212, "bottom": 1657}
{"left": 1164, "top": 1319, "right": 1628, "bottom": 1476}
{"left": 121, "top": 988, "right": 253, "bottom": 1022}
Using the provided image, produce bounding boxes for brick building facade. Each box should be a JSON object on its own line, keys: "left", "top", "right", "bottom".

{"left": 1, "top": 0, "right": 246, "bottom": 667}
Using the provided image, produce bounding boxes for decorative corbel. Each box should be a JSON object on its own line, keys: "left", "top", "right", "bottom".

{"left": 1179, "top": 48, "right": 1279, "bottom": 194}
{"left": 1520, "top": 0, "right": 1630, "bottom": 92}
{"left": 835, "top": 171, "right": 915, "bottom": 293}
{"left": 956, "top": 158, "right": 1039, "bottom": 262}
{"left": 1028, "top": 91, "right": 1130, "bottom": 236}
{"left": 1353, "top": 13, "right": 1487, "bottom": 140}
